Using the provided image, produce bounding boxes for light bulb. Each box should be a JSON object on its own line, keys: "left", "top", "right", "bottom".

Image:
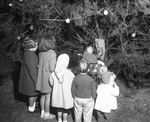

{"left": 66, "top": 18, "right": 70, "bottom": 23}
{"left": 104, "top": 9, "right": 108, "bottom": 15}
{"left": 17, "top": 36, "right": 21, "bottom": 40}
{"left": 132, "top": 32, "right": 136, "bottom": 37}
{"left": 78, "top": 53, "right": 82, "bottom": 56}
{"left": 9, "top": 3, "right": 13, "bottom": 7}
{"left": 30, "top": 25, "right": 34, "bottom": 30}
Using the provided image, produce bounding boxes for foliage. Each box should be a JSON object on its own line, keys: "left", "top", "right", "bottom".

{"left": 1, "top": 0, "right": 150, "bottom": 87}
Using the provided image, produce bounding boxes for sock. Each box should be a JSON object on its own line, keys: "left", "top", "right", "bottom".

{"left": 33, "top": 102, "right": 36, "bottom": 108}
{"left": 58, "top": 118, "right": 62, "bottom": 122}
{"left": 41, "top": 110, "right": 45, "bottom": 118}
{"left": 28, "top": 106, "right": 35, "bottom": 112}
{"left": 63, "top": 120, "right": 67, "bottom": 122}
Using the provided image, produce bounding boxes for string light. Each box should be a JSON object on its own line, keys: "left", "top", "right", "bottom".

{"left": 19, "top": 0, "right": 23, "bottom": 2}
{"left": 30, "top": 25, "right": 34, "bottom": 30}
{"left": 104, "top": 9, "right": 108, "bottom": 15}
{"left": 9, "top": 3, "right": 13, "bottom": 7}
{"left": 39, "top": 8, "right": 127, "bottom": 28}
{"left": 17, "top": 36, "right": 21, "bottom": 40}
{"left": 66, "top": 18, "right": 70, "bottom": 23}
{"left": 132, "top": 32, "right": 136, "bottom": 37}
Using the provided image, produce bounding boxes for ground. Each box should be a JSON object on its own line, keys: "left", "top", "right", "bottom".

{"left": 0, "top": 76, "right": 150, "bottom": 122}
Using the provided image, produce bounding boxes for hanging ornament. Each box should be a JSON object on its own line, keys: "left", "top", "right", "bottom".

{"left": 104, "top": 9, "right": 108, "bottom": 15}
{"left": 30, "top": 25, "right": 34, "bottom": 30}
{"left": 66, "top": 18, "right": 70, "bottom": 23}
{"left": 17, "top": 36, "right": 21, "bottom": 40}
{"left": 9, "top": 3, "right": 13, "bottom": 7}
{"left": 132, "top": 32, "right": 136, "bottom": 37}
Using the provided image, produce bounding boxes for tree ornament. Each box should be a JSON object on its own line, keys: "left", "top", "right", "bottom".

{"left": 66, "top": 18, "right": 70, "bottom": 23}
{"left": 9, "top": 3, "right": 13, "bottom": 7}
{"left": 104, "top": 9, "right": 108, "bottom": 15}
{"left": 30, "top": 25, "right": 34, "bottom": 30}
{"left": 17, "top": 36, "right": 21, "bottom": 40}
{"left": 132, "top": 32, "right": 136, "bottom": 37}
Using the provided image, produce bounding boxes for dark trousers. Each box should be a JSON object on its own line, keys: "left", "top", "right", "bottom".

{"left": 97, "top": 110, "right": 113, "bottom": 122}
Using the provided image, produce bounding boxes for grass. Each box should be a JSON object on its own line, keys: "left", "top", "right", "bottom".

{"left": 0, "top": 76, "right": 150, "bottom": 122}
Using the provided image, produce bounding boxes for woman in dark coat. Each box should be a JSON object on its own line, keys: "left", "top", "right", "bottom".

{"left": 19, "top": 35, "right": 39, "bottom": 113}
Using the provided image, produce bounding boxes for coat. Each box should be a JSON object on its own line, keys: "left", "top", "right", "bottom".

{"left": 51, "top": 54, "right": 75, "bottom": 109}
{"left": 94, "top": 83, "right": 119, "bottom": 113}
{"left": 83, "top": 51, "right": 97, "bottom": 64}
{"left": 36, "top": 49, "right": 56, "bottom": 93}
{"left": 19, "top": 50, "right": 38, "bottom": 96}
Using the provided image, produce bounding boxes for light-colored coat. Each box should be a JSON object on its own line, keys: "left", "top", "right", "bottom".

{"left": 36, "top": 50, "right": 56, "bottom": 93}
{"left": 94, "top": 82, "right": 119, "bottom": 113}
{"left": 51, "top": 54, "right": 75, "bottom": 109}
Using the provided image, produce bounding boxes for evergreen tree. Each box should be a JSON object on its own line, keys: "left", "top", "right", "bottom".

{"left": 1, "top": 0, "right": 150, "bottom": 87}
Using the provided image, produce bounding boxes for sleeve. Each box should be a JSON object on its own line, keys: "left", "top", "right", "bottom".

{"left": 71, "top": 78, "right": 76, "bottom": 98}
{"left": 25, "top": 53, "right": 37, "bottom": 85}
{"left": 49, "top": 52, "right": 57, "bottom": 72}
{"left": 93, "top": 54, "right": 98, "bottom": 63}
{"left": 91, "top": 78, "right": 97, "bottom": 99}
{"left": 96, "top": 85, "right": 100, "bottom": 94}
{"left": 110, "top": 83, "right": 120, "bottom": 96}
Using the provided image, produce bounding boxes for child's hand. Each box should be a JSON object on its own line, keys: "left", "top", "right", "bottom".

{"left": 113, "top": 83, "right": 115, "bottom": 88}
{"left": 49, "top": 72, "right": 55, "bottom": 86}
{"left": 98, "top": 60, "right": 105, "bottom": 65}
{"left": 112, "top": 82, "right": 117, "bottom": 88}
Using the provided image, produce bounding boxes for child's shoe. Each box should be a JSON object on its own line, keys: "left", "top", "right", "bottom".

{"left": 50, "top": 114, "right": 55, "bottom": 119}
{"left": 43, "top": 112, "right": 51, "bottom": 120}
{"left": 28, "top": 106, "right": 35, "bottom": 113}
{"left": 44, "top": 112, "right": 55, "bottom": 120}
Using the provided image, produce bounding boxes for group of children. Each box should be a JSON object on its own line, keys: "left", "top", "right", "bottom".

{"left": 19, "top": 35, "right": 120, "bottom": 122}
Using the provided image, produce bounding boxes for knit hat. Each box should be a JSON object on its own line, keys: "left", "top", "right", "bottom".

{"left": 101, "top": 71, "right": 113, "bottom": 84}
{"left": 22, "top": 35, "right": 37, "bottom": 49}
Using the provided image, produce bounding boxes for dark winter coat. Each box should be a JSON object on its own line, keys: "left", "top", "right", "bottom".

{"left": 19, "top": 50, "right": 39, "bottom": 96}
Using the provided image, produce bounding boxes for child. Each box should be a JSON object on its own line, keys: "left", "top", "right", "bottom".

{"left": 83, "top": 44, "right": 105, "bottom": 66}
{"left": 19, "top": 35, "right": 39, "bottom": 113}
{"left": 36, "top": 35, "right": 57, "bottom": 120}
{"left": 94, "top": 71, "right": 119, "bottom": 122}
{"left": 51, "top": 54, "right": 75, "bottom": 122}
{"left": 83, "top": 45, "right": 105, "bottom": 74}
{"left": 83, "top": 44, "right": 98, "bottom": 64}
{"left": 71, "top": 59, "right": 96, "bottom": 122}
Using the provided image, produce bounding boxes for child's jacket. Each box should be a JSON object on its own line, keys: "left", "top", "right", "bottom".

{"left": 83, "top": 51, "right": 97, "bottom": 64}
{"left": 51, "top": 54, "right": 75, "bottom": 109}
{"left": 94, "top": 83, "right": 119, "bottom": 113}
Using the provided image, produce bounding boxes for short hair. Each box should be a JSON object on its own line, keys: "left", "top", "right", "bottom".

{"left": 79, "top": 59, "right": 90, "bottom": 73}
{"left": 85, "top": 44, "right": 94, "bottom": 51}
{"left": 38, "top": 34, "right": 56, "bottom": 52}
{"left": 22, "top": 35, "right": 37, "bottom": 50}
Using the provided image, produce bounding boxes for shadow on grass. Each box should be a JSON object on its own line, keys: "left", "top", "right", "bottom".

{"left": 11, "top": 63, "right": 27, "bottom": 102}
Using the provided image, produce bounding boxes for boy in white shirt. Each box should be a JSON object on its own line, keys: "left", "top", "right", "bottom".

{"left": 94, "top": 70, "right": 119, "bottom": 122}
